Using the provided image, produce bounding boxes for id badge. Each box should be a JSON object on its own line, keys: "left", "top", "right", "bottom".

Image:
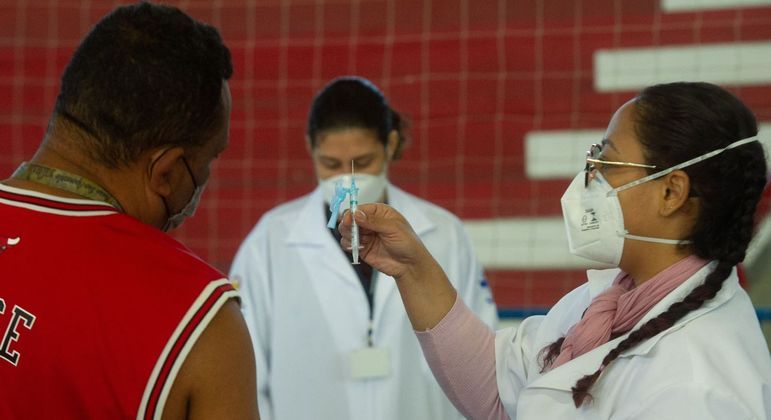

{"left": 349, "top": 347, "right": 390, "bottom": 380}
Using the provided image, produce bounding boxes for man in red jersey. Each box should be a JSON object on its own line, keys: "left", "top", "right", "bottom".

{"left": 0, "top": 3, "right": 259, "bottom": 419}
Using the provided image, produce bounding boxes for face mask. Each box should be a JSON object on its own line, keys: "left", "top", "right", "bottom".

{"left": 560, "top": 135, "right": 759, "bottom": 268}
{"left": 162, "top": 157, "right": 205, "bottom": 232}
{"left": 319, "top": 170, "right": 388, "bottom": 210}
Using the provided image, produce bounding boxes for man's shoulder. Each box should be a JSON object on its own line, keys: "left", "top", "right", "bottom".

{"left": 88, "top": 213, "right": 225, "bottom": 284}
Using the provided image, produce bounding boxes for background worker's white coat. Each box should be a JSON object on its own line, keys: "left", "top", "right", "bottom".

{"left": 231, "top": 184, "right": 498, "bottom": 420}
{"left": 495, "top": 264, "right": 771, "bottom": 419}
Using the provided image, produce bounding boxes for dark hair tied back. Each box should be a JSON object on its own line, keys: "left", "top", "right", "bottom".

{"left": 307, "top": 76, "right": 406, "bottom": 159}
{"left": 541, "top": 82, "right": 768, "bottom": 407}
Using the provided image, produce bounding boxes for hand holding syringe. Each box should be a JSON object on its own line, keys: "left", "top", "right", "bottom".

{"left": 326, "top": 161, "right": 363, "bottom": 264}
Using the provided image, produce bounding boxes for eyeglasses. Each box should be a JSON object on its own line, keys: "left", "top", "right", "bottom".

{"left": 584, "top": 143, "right": 657, "bottom": 187}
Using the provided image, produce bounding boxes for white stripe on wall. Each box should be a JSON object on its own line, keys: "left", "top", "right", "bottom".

{"left": 746, "top": 216, "right": 771, "bottom": 268}
{"left": 524, "top": 129, "right": 606, "bottom": 179}
{"left": 465, "top": 212, "right": 771, "bottom": 270}
{"left": 760, "top": 125, "right": 771, "bottom": 164}
{"left": 525, "top": 124, "right": 771, "bottom": 180}
{"left": 463, "top": 217, "right": 599, "bottom": 269}
{"left": 662, "top": 0, "right": 771, "bottom": 11}
{"left": 594, "top": 42, "right": 771, "bottom": 92}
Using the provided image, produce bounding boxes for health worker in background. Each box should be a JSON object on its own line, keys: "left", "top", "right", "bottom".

{"left": 0, "top": 3, "right": 259, "bottom": 419}
{"left": 230, "top": 76, "right": 498, "bottom": 420}
{"left": 338, "top": 81, "right": 771, "bottom": 419}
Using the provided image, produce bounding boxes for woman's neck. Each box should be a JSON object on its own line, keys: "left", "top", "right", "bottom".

{"left": 620, "top": 242, "right": 694, "bottom": 286}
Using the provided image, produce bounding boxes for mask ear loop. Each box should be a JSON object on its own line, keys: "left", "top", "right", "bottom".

{"left": 610, "top": 135, "right": 759, "bottom": 196}
{"left": 148, "top": 148, "right": 196, "bottom": 231}
{"left": 180, "top": 157, "right": 199, "bottom": 189}
{"left": 624, "top": 233, "right": 692, "bottom": 245}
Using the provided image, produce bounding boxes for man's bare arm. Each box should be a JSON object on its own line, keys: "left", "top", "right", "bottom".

{"left": 163, "top": 298, "right": 260, "bottom": 419}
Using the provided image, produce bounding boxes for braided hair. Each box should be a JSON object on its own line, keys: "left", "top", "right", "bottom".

{"left": 540, "top": 82, "right": 768, "bottom": 407}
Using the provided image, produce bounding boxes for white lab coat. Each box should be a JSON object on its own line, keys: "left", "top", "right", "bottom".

{"left": 496, "top": 263, "right": 771, "bottom": 419}
{"left": 231, "top": 184, "right": 498, "bottom": 420}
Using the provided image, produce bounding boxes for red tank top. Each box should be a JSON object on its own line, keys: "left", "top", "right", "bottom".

{"left": 0, "top": 184, "right": 237, "bottom": 419}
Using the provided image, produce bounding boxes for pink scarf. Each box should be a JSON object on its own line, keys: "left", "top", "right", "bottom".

{"left": 550, "top": 255, "right": 708, "bottom": 369}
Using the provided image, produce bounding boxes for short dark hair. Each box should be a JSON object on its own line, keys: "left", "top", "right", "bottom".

{"left": 307, "top": 76, "right": 406, "bottom": 159}
{"left": 53, "top": 2, "right": 233, "bottom": 168}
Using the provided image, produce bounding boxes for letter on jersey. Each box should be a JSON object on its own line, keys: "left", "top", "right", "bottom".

{"left": 0, "top": 299, "right": 36, "bottom": 366}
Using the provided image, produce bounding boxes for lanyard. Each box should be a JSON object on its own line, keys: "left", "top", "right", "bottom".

{"left": 366, "top": 272, "right": 378, "bottom": 347}
{"left": 12, "top": 162, "right": 124, "bottom": 211}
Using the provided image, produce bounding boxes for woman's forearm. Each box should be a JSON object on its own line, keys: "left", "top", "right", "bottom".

{"left": 393, "top": 251, "right": 458, "bottom": 331}
{"left": 416, "top": 295, "right": 509, "bottom": 420}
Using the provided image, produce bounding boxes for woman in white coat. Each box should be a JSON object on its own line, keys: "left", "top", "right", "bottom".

{"left": 230, "top": 76, "right": 497, "bottom": 420}
{"left": 338, "top": 81, "right": 771, "bottom": 419}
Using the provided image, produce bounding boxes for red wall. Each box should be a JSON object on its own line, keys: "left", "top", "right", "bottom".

{"left": 1, "top": 0, "right": 769, "bottom": 308}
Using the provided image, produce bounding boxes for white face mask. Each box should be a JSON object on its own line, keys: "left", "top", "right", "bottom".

{"left": 164, "top": 184, "right": 204, "bottom": 231}
{"left": 560, "top": 135, "right": 759, "bottom": 268}
{"left": 319, "top": 171, "right": 388, "bottom": 210}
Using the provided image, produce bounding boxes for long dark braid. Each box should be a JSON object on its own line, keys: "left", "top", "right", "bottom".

{"left": 541, "top": 82, "right": 768, "bottom": 407}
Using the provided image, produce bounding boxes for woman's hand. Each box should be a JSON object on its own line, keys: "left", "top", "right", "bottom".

{"left": 339, "top": 203, "right": 457, "bottom": 330}
{"left": 339, "top": 203, "right": 434, "bottom": 280}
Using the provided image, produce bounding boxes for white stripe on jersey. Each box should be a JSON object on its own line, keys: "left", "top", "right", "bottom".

{"left": 136, "top": 278, "right": 239, "bottom": 420}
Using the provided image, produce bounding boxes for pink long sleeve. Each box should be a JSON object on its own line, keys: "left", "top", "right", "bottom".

{"left": 415, "top": 295, "right": 510, "bottom": 420}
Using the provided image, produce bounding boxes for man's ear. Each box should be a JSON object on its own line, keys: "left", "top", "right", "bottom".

{"left": 147, "top": 147, "right": 185, "bottom": 198}
{"left": 386, "top": 130, "right": 400, "bottom": 161}
{"left": 660, "top": 169, "right": 692, "bottom": 217}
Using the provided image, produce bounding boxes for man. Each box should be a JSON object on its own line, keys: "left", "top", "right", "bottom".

{"left": 0, "top": 3, "right": 259, "bottom": 419}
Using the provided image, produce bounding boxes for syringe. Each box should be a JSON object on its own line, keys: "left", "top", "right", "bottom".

{"left": 349, "top": 161, "right": 361, "bottom": 265}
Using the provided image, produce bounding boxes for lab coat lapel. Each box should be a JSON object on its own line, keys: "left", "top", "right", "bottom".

{"left": 527, "top": 262, "right": 731, "bottom": 392}
{"left": 586, "top": 268, "right": 620, "bottom": 299}
{"left": 287, "top": 188, "right": 370, "bottom": 352}
{"left": 527, "top": 268, "right": 623, "bottom": 392}
{"left": 371, "top": 185, "right": 437, "bottom": 328}
{"left": 287, "top": 188, "right": 362, "bottom": 291}
{"left": 526, "top": 333, "right": 627, "bottom": 392}
{"left": 388, "top": 185, "right": 436, "bottom": 238}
